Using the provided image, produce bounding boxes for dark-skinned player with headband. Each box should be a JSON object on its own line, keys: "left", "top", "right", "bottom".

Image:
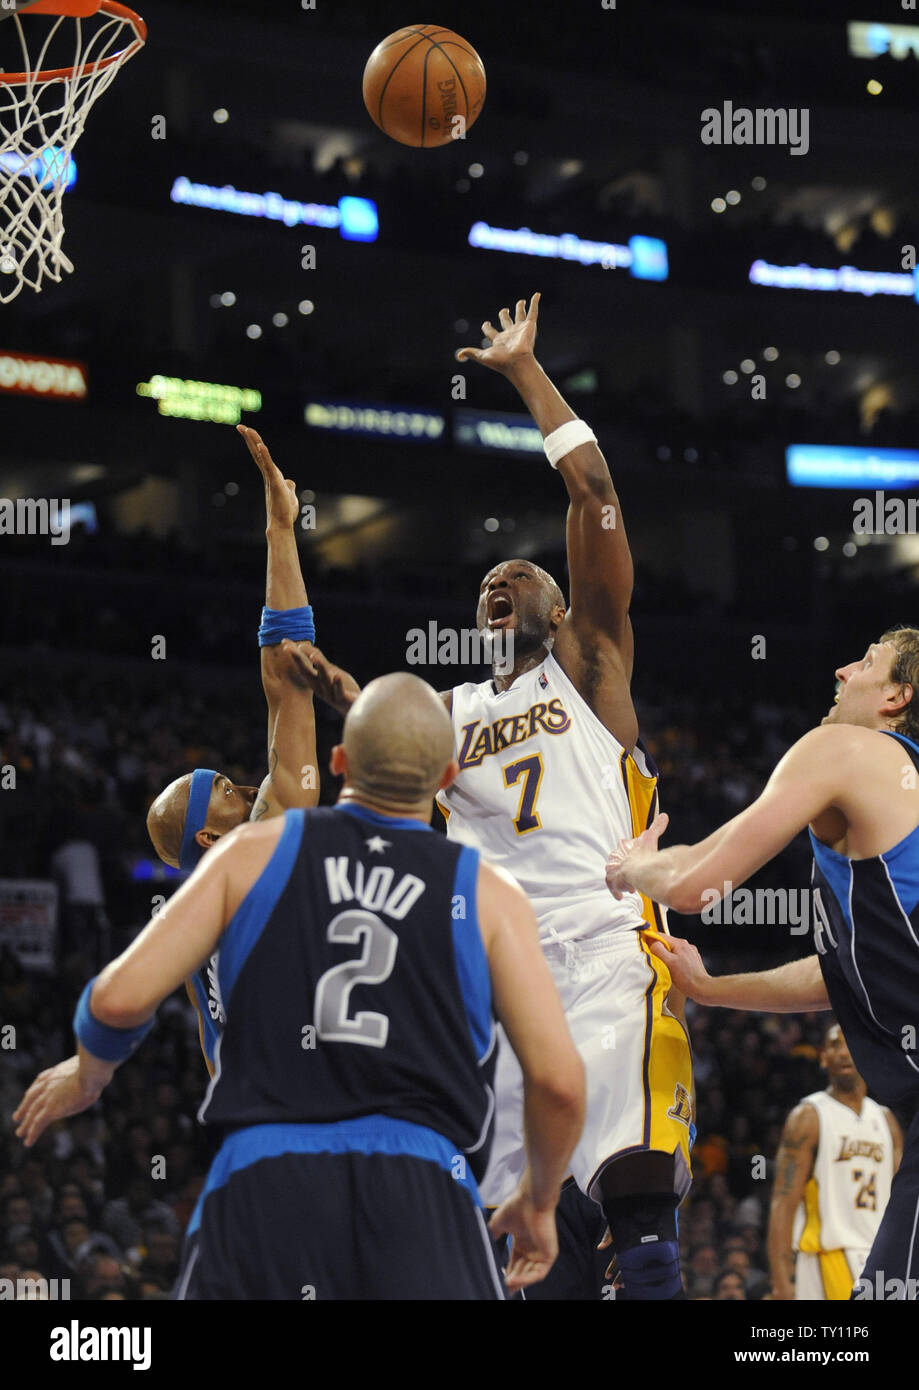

{"left": 145, "top": 425, "right": 327, "bottom": 1075}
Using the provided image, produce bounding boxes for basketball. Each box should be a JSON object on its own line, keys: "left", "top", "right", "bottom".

{"left": 362, "top": 25, "right": 486, "bottom": 148}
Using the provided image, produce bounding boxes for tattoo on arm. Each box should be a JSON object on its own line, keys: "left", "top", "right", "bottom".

{"left": 250, "top": 748, "right": 278, "bottom": 822}
{"left": 772, "top": 1106, "right": 817, "bottom": 1198}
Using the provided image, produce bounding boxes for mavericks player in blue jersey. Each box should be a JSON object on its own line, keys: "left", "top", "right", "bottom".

{"left": 146, "top": 425, "right": 324, "bottom": 1075}
{"left": 606, "top": 626, "right": 919, "bottom": 1299}
{"left": 14, "top": 673, "right": 585, "bottom": 1299}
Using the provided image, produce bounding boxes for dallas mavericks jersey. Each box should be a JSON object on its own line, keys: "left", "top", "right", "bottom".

{"left": 200, "top": 805, "right": 497, "bottom": 1181}
{"left": 190, "top": 954, "right": 224, "bottom": 1066}
{"left": 810, "top": 729, "right": 919, "bottom": 1104}
{"left": 794, "top": 1090, "right": 892, "bottom": 1254}
{"left": 437, "top": 650, "right": 665, "bottom": 945}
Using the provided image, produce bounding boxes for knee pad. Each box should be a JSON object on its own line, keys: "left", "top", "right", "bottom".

{"left": 601, "top": 1194, "right": 682, "bottom": 1300}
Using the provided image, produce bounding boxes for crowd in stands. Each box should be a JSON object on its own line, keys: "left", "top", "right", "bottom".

{"left": 0, "top": 631, "right": 834, "bottom": 1298}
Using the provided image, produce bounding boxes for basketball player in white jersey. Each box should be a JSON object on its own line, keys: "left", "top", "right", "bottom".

{"left": 443, "top": 295, "right": 693, "bottom": 1300}
{"left": 291, "top": 295, "right": 694, "bottom": 1299}
{"left": 769, "top": 1022, "right": 902, "bottom": 1301}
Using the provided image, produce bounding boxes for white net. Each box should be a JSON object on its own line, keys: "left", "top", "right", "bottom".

{"left": 0, "top": 3, "right": 145, "bottom": 303}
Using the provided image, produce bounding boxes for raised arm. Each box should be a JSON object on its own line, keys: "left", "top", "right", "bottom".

{"left": 457, "top": 294, "right": 633, "bottom": 654}
{"left": 237, "top": 426, "right": 320, "bottom": 819}
{"left": 767, "top": 1102, "right": 819, "bottom": 1300}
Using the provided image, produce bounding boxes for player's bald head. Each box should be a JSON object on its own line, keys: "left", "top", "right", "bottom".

{"left": 341, "top": 673, "right": 454, "bottom": 805}
{"left": 146, "top": 774, "right": 195, "bottom": 868}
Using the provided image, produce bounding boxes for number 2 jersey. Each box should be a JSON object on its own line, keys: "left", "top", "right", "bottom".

{"left": 198, "top": 804, "right": 497, "bottom": 1183}
{"left": 437, "top": 650, "right": 665, "bottom": 945}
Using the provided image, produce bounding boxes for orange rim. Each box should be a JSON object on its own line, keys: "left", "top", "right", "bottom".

{"left": 0, "top": 0, "right": 146, "bottom": 87}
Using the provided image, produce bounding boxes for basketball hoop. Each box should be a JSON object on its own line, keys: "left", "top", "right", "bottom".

{"left": 0, "top": 0, "right": 146, "bottom": 303}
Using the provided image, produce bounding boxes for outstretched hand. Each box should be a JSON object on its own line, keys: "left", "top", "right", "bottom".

{"left": 13, "top": 1055, "right": 105, "bottom": 1149}
{"left": 456, "top": 293, "right": 540, "bottom": 375}
{"left": 605, "top": 811, "right": 669, "bottom": 899}
{"left": 643, "top": 928, "right": 713, "bottom": 1004}
{"left": 281, "top": 641, "right": 361, "bottom": 714}
{"left": 237, "top": 425, "right": 300, "bottom": 529}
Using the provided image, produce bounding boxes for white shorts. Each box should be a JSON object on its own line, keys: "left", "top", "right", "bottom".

{"left": 795, "top": 1249, "right": 869, "bottom": 1300}
{"left": 480, "top": 928, "right": 694, "bottom": 1207}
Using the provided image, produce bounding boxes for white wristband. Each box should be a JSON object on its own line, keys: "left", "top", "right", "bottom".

{"left": 543, "top": 419, "right": 598, "bottom": 468}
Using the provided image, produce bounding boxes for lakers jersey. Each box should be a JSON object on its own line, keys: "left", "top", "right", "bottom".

{"left": 437, "top": 650, "right": 665, "bottom": 945}
{"left": 810, "top": 729, "right": 919, "bottom": 1105}
{"left": 794, "top": 1090, "right": 893, "bottom": 1254}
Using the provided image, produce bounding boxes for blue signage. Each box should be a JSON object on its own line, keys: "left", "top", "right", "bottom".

{"left": 787, "top": 444, "right": 919, "bottom": 488}
{"left": 171, "top": 177, "right": 379, "bottom": 242}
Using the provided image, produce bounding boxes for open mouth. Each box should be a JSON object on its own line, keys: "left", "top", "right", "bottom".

{"left": 487, "top": 593, "right": 514, "bottom": 628}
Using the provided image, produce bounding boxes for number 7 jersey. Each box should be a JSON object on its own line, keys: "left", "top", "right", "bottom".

{"left": 437, "top": 651, "right": 664, "bottom": 945}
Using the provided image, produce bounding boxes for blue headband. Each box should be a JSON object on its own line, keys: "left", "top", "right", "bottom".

{"left": 179, "top": 769, "right": 218, "bottom": 872}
